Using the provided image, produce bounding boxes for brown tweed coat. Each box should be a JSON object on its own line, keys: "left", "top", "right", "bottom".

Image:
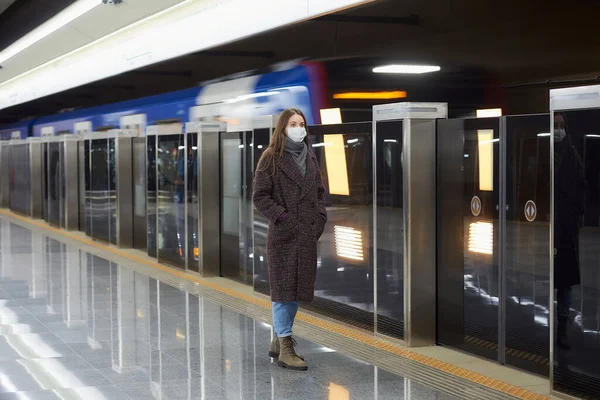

{"left": 253, "top": 149, "right": 327, "bottom": 302}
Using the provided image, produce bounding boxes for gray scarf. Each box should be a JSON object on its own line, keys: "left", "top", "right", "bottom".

{"left": 284, "top": 137, "right": 307, "bottom": 176}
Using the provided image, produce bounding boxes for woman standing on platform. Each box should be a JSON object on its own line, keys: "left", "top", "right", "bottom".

{"left": 253, "top": 108, "right": 327, "bottom": 371}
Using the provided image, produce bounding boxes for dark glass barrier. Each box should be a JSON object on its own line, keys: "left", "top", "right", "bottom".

{"left": 42, "top": 144, "right": 48, "bottom": 221}
{"left": 504, "top": 114, "right": 550, "bottom": 376}
{"left": 187, "top": 132, "right": 199, "bottom": 272}
{"left": 90, "top": 139, "right": 110, "bottom": 242}
{"left": 220, "top": 130, "right": 253, "bottom": 284}
{"left": 47, "top": 142, "right": 61, "bottom": 227}
{"left": 156, "top": 134, "right": 185, "bottom": 268}
{"left": 375, "top": 120, "right": 404, "bottom": 340}
{"left": 242, "top": 131, "right": 254, "bottom": 284}
{"left": 147, "top": 136, "right": 157, "bottom": 258}
{"left": 220, "top": 131, "right": 243, "bottom": 280}
{"left": 9, "top": 144, "right": 30, "bottom": 216}
{"left": 84, "top": 140, "right": 92, "bottom": 237}
{"left": 552, "top": 109, "right": 600, "bottom": 398}
{"left": 437, "top": 118, "right": 500, "bottom": 362}
{"left": 108, "top": 138, "right": 117, "bottom": 245}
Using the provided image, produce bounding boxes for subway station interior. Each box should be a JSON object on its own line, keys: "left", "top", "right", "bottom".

{"left": 1, "top": 0, "right": 600, "bottom": 399}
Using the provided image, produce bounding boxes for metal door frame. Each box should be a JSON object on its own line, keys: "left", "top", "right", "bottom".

{"left": 372, "top": 102, "right": 447, "bottom": 347}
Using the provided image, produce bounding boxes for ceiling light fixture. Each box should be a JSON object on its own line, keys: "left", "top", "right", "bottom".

{"left": 0, "top": 0, "right": 102, "bottom": 65}
{"left": 333, "top": 91, "right": 407, "bottom": 100}
{"left": 373, "top": 65, "right": 441, "bottom": 74}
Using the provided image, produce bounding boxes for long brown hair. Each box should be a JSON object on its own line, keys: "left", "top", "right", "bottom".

{"left": 258, "top": 108, "right": 308, "bottom": 173}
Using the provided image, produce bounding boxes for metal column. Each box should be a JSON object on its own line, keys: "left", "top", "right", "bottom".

{"left": 372, "top": 102, "right": 447, "bottom": 347}
{"left": 63, "top": 136, "right": 82, "bottom": 230}
{"left": 186, "top": 122, "right": 224, "bottom": 277}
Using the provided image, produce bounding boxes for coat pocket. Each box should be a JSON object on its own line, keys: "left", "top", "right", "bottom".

{"left": 272, "top": 216, "right": 296, "bottom": 243}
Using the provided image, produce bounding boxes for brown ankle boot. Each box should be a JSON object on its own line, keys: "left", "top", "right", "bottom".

{"left": 269, "top": 336, "right": 304, "bottom": 360}
{"left": 277, "top": 337, "right": 307, "bottom": 370}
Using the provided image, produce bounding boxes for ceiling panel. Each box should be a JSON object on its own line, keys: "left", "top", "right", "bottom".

{"left": 0, "top": 0, "right": 186, "bottom": 83}
{"left": 68, "top": 0, "right": 185, "bottom": 40}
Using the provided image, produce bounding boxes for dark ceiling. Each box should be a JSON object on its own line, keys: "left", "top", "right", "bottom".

{"left": 2, "top": 0, "right": 600, "bottom": 123}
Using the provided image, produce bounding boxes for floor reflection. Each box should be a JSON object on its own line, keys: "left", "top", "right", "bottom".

{"left": 0, "top": 219, "right": 456, "bottom": 399}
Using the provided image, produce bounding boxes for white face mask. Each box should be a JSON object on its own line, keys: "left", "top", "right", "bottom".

{"left": 554, "top": 128, "right": 566, "bottom": 143}
{"left": 287, "top": 127, "right": 307, "bottom": 143}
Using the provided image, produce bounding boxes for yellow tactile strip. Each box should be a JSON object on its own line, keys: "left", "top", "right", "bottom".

{"left": 0, "top": 209, "right": 550, "bottom": 400}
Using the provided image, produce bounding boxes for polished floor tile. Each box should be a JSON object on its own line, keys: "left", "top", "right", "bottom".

{"left": 0, "top": 219, "right": 461, "bottom": 399}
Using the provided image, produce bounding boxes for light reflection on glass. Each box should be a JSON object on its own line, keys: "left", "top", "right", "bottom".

{"left": 468, "top": 221, "right": 493, "bottom": 255}
{"left": 334, "top": 226, "right": 364, "bottom": 261}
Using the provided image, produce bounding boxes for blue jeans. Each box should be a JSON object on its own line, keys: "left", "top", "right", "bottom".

{"left": 272, "top": 301, "right": 299, "bottom": 337}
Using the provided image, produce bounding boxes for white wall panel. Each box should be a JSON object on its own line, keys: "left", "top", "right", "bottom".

{"left": 0, "top": 0, "right": 374, "bottom": 111}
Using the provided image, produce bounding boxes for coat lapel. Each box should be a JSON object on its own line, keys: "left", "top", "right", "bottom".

{"left": 279, "top": 152, "right": 304, "bottom": 189}
{"left": 300, "top": 152, "right": 317, "bottom": 198}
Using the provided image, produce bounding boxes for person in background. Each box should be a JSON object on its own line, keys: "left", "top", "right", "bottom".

{"left": 253, "top": 108, "right": 327, "bottom": 370}
{"left": 553, "top": 112, "right": 586, "bottom": 350}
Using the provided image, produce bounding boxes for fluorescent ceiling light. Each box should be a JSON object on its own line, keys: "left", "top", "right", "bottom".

{"left": 0, "top": 0, "right": 102, "bottom": 65}
{"left": 373, "top": 65, "right": 440, "bottom": 74}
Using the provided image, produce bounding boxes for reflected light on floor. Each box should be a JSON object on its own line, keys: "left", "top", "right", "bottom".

{"left": 334, "top": 226, "right": 364, "bottom": 261}
{"left": 468, "top": 221, "right": 493, "bottom": 255}
{"left": 329, "top": 383, "right": 350, "bottom": 400}
{"left": 176, "top": 328, "right": 186, "bottom": 340}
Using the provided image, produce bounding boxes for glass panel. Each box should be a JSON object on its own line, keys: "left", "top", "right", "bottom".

{"left": 108, "top": 138, "right": 117, "bottom": 245}
{"left": 187, "top": 132, "right": 199, "bottom": 271}
{"left": 307, "top": 122, "right": 374, "bottom": 330}
{"left": 59, "top": 143, "right": 66, "bottom": 228}
{"left": 375, "top": 120, "right": 404, "bottom": 339}
{"left": 252, "top": 128, "right": 271, "bottom": 295}
{"left": 157, "top": 134, "right": 185, "bottom": 268}
{"left": 84, "top": 140, "right": 92, "bottom": 237}
{"left": 10, "top": 144, "right": 31, "bottom": 216}
{"left": 437, "top": 118, "right": 500, "bottom": 361}
{"left": 504, "top": 115, "right": 550, "bottom": 376}
{"left": 220, "top": 132, "right": 244, "bottom": 280}
{"left": 553, "top": 109, "right": 600, "bottom": 398}
{"left": 23, "top": 145, "right": 30, "bottom": 216}
{"left": 147, "top": 136, "right": 157, "bottom": 258}
{"left": 242, "top": 131, "right": 254, "bottom": 284}
{"left": 90, "top": 139, "right": 110, "bottom": 242}
{"left": 47, "top": 142, "right": 61, "bottom": 227}
{"left": 42, "top": 144, "right": 48, "bottom": 221}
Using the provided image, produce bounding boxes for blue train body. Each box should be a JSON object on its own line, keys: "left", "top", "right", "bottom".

{"left": 1, "top": 63, "right": 325, "bottom": 138}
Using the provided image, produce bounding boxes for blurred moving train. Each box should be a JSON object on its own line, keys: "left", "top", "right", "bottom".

{"left": 0, "top": 58, "right": 491, "bottom": 138}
